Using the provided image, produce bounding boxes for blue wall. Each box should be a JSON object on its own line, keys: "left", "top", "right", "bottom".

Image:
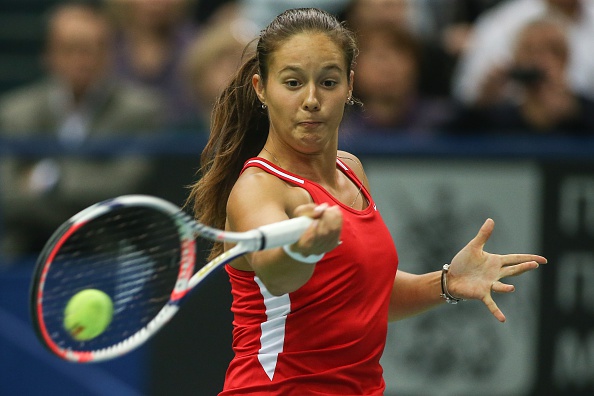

{"left": 0, "top": 259, "right": 148, "bottom": 396}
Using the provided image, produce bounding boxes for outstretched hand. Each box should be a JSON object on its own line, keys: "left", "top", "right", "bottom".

{"left": 447, "top": 218, "right": 547, "bottom": 322}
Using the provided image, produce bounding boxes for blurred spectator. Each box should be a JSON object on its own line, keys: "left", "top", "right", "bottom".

{"left": 451, "top": 0, "right": 594, "bottom": 106}
{"left": 448, "top": 16, "right": 594, "bottom": 134}
{"left": 193, "top": 0, "right": 236, "bottom": 24}
{"left": 341, "top": 0, "right": 464, "bottom": 99}
{"left": 181, "top": 3, "right": 257, "bottom": 130}
{"left": 342, "top": 0, "right": 432, "bottom": 37}
{"left": 341, "top": 24, "right": 455, "bottom": 139}
{"left": 413, "top": 0, "right": 505, "bottom": 97}
{"left": 238, "top": 0, "right": 350, "bottom": 30}
{"left": 0, "top": 2, "right": 165, "bottom": 257}
{"left": 106, "top": 0, "right": 200, "bottom": 128}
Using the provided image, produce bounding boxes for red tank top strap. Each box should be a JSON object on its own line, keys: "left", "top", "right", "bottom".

{"left": 241, "top": 158, "right": 308, "bottom": 186}
{"left": 335, "top": 157, "right": 366, "bottom": 190}
{"left": 242, "top": 157, "right": 364, "bottom": 187}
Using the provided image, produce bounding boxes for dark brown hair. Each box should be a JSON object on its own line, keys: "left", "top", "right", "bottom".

{"left": 187, "top": 8, "right": 358, "bottom": 258}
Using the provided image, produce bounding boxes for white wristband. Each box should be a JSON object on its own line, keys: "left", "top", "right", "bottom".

{"left": 282, "top": 244, "right": 325, "bottom": 264}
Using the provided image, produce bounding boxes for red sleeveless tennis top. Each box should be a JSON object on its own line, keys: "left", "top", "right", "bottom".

{"left": 220, "top": 157, "right": 398, "bottom": 396}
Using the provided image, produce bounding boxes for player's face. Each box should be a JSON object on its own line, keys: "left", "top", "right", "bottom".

{"left": 254, "top": 32, "right": 353, "bottom": 152}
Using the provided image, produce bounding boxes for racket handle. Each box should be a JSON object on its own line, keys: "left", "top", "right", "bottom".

{"left": 257, "top": 216, "right": 313, "bottom": 249}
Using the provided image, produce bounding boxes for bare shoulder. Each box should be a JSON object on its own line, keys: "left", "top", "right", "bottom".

{"left": 227, "top": 166, "right": 312, "bottom": 230}
{"left": 228, "top": 167, "right": 287, "bottom": 210}
{"left": 337, "top": 150, "right": 370, "bottom": 189}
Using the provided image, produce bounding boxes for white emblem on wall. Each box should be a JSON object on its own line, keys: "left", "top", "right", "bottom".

{"left": 366, "top": 159, "right": 542, "bottom": 396}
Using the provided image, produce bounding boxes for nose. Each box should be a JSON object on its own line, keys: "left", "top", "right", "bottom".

{"left": 303, "top": 84, "right": 320, "bottom": 111}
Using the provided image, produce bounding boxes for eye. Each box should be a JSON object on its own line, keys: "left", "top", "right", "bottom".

{"left": 322, "top": 80, "right": 338, "bottom": 88}
{"left": 285, "top": 80, "right": 301, "bottom": 88}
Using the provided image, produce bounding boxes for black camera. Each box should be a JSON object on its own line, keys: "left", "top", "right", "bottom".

{"left": 508, "top": 66, "right": 544, "bottom": 85}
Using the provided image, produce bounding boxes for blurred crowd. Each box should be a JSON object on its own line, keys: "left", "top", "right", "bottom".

{"left": 1, "top": 0, "right": 594, "bottom": 259}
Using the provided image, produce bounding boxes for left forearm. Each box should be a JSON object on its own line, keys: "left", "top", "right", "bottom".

{"left": 388, "top": 270, "right": 445, "bottom": 322}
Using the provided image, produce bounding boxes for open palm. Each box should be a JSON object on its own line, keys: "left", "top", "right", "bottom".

{"left": 447, "top": 218, "right": 547, "bottom": 322}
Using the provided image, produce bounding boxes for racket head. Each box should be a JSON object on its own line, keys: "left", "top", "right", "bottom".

{"left": 29, "top": 195, "right": 196, "bottom": 362}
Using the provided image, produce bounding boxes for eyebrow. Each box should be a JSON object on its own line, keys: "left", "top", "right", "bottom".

{"left": 278, "top": 64, "right": 345, "bottom": 74}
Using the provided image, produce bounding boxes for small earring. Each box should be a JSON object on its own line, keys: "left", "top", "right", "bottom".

{"left": 261, "top": 103, "right": 267, "bottom": 109}
{"left": 346, "top": 97, "right": 354, "bottom": 106}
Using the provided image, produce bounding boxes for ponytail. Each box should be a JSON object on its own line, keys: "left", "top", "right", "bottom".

{"left": 187, "top": 53, "right": 269, "bottom": 259}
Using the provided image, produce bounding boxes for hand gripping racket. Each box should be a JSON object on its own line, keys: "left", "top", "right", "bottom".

{"left": 29, "top": 195, "right": 312, "bottom": 363}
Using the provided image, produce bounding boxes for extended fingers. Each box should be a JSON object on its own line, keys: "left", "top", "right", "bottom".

{"left": 491, "top": 280, "right": 515, "bottom": 293}
{"left": 501, "top": 254, "right": 547, "bottom": 266}
{"left": 501, "top": 261, "right": 542, "bottom": 279}
{"left": 483, "top": 294, "right": 506, "bottom": 323}
{"left": 470, "top": 218, "right": 495, "bottom": 249}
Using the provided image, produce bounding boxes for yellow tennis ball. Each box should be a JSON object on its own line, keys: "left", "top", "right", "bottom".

{"left": 63, "top": 289, "right": 113, "bottom": 341}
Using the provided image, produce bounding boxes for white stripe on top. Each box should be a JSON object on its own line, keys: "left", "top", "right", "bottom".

{"left": 245, "top": 159, "right": 305, "bottom": 185}
{"left": 254, "top": 276, "right": 291, "bottom": 380}
{"left": 336, "top": 158, "right": 349, "bottom": 171}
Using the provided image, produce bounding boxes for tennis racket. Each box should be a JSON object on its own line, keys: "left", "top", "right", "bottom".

{"left": 30, "top": 194, "right": 313, "bottom": 363}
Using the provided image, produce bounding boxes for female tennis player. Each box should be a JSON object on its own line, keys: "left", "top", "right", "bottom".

{"left": 188, "top": 8, "right": 547, "bottom": 395}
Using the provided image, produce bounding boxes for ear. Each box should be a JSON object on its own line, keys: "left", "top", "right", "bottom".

{"left": 252, "top": 74, "right": 266, "bottom": 103}
{"left": 348, "top": 70, "right": 354, "bottom": 99}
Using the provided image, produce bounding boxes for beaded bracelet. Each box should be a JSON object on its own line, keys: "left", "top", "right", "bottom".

{"left": 440, "top": 264, "right": 465, "bottom": 304}
{"left": 282, "top": 244, "right": 325, "bottom": 264}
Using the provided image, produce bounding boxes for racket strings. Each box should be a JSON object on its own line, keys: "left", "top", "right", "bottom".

{"left": 40, "top": 206, "right": 185, "bottom": 350}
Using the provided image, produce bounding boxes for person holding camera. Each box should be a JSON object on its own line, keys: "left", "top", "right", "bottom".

{"left": 451, "top": 0, "right": 594, "bottom": 107}
{"left": 447, "top": 16, "right": 594, "bottom": 135}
